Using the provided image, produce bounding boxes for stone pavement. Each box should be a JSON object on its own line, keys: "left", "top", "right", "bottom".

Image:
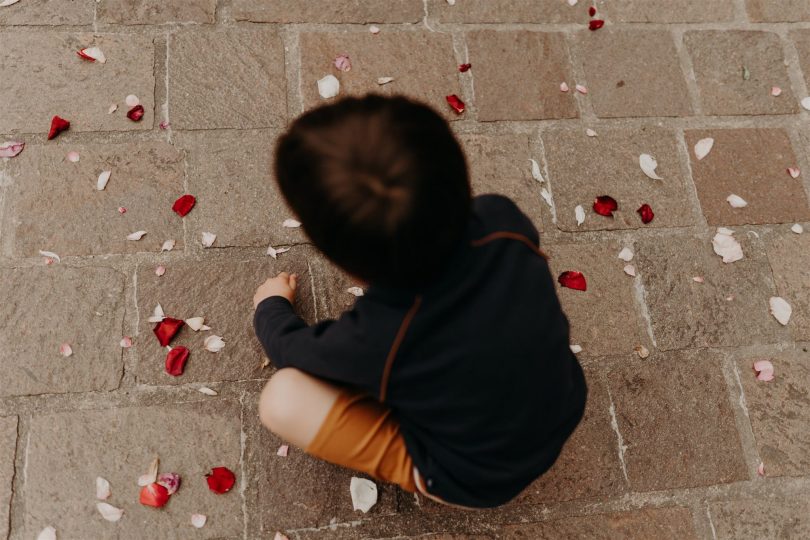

{"left": 1, "top": 0, "right": 810, "bottom": 538}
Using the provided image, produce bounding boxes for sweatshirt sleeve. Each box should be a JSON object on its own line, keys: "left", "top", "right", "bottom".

{"left": 253, "top": 295, "right": 379, "bottom": 391}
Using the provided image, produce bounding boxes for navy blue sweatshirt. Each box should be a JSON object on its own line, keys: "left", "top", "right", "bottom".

{"left": 254, "top": 194, "right": 587, "bottom": 507}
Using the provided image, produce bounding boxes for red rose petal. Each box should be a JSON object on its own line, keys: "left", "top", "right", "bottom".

{"left": 153, "top": 317, "right": 184, "bottom": 347}
{"left": 172, "top": 194, "right": 196, "bottom": 217}
{"left": 165, "top": 346, "right": 190, "bottom": 376}
{"left": 127, "top": 105, "right": 145, "bottom": 122}
{"left": 47, "top": 116, "right": 70, "bottom": 140}
{"left": 588, "top": 6, "right": 596, "bottom": 16}
{"left": 445, "top": 94, "right": 465, "bottom": 114}
{"left": 558, "top": 271, "right": 587, "bottom": 291}
{"left": 458, "top": 63, "right": 472, "bottom": 72}
{"left": 637, "top": 203, "right": 654, "bottom": 224}
{"left": 593, "top": 195, "right": 618, "bottom": 217}
{"left": 206, "top": 467, "right": 236, "bottom": 494}
{"left": 139, "top": 482, "right": 170, "bottom": 508}
{"left": 589, "top": 19, "right": 605, "bottom": 30}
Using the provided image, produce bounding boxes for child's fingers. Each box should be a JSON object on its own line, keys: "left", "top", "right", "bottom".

{"left": 277, "top": 271, "right": 290, "bottom": 281}
{"left": 289, "top": 274, "right": 298, "bottom": 290}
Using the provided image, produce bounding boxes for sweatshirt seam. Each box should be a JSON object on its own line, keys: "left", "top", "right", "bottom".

{"left": 470, "top": 231, "right": 548, "bottom": 260}
{"left": 378, "top": 295, "right": 423, "bottom": 402}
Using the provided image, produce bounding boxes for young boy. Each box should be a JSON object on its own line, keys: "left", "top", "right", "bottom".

{"left": 253, "top": 94, "right": 587, "bottom": 509}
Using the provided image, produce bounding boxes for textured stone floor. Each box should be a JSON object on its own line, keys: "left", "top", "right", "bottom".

{"left": 1, "top": 1, "right": 810, "bottom": 539}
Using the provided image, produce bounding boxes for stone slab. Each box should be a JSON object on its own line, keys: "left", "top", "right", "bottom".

{"left": 546, "top": 242, "right": 650, "bottom": 357}
{"left": 747, "top": 0, "right": 810, "bottom": 22}
{"left": 607, "top": 350, "right": 747, "bottom": 491}
{"left": 498, "top": 507, "right": 698, "bottom": 539}
{"left": 0, "top": 416, "right": 17, "bottom": 540}
{"left": 0, "top": 32, "right": 154, "bottom": 134}
{"left": 574, "top": 29, "right": 692, "bottom": 118}
{"left": 736, "top": 349, "right": 810, "bottom": 477}
{"left": 766, "top": 233, "right": 810, "bottom": 340}
{"left": 684, "top": 31, "right": 797, "bottom": 116}
{"left": 24, "top": 401, "right": 242, "bottom": 539}
{"left": 232, "top": 0, "right": 423, "bottom": 22}
{"left": 459, "top": 133, "right": 545, "bottom": 231}
{"left": 685, "top": 129, "right": 810, "bottom": 226}
{"left": 169, "top": 28, "right": 287, "bottom": 129}
{"left": 428, "top": 0, "right": 586, "bottom": 23}
{"left": 512, "top": 367, "right": 625, "bottom": 504}
{"left": 243, "top": 392, "right": 398, "bottom": 534}
{"left": 542, "top": 126, "right": 695, "bottom": 231}
{"left": 608, "top": 0, "right": 735, "bottom": 22}
{"left": 174, "top": 130, "right": 303, "bottom": 249}
{"left": 467, "top": 30, "right": 577, "bottom": 121}
{"left": 710, "top": 498, "right": 810, "bottom": 539}
{"left": 98, "top": 0, "right": 217, "bottom": 24}
{"left": 789, "top": 30, "right": 810, "bottom": 101}
{"left": 2, "top": 142, "right": 185, "bottom": 257}
{"left": 0, "top": 0, "right": 94, "bottom": 25}
{"left": 635, "top": 234, "right": 789, "bottom": 350}
{"left": 0, "top": 265, "right": 125, "bottom": 397}
{"left": 299, "top": 31, "right": 461, "bottom": 121}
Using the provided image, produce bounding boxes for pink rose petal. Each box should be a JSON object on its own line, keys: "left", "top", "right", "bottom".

{"left": 277, "top": 445, "right": 289, "bottom": 457}
{"left": 0, "top": 140, "right": 25, "bottom": 158}
{"left": 155, "top": 265, "right": 166, "bottom": 277}
{"left": 369, "top": 25, "right": 380, "bottom": 34}
{"left": 66, "top": 150, "right": 80, "bottom": 163}
{"left": 787, "top": 167, "right": 801, "bottom": 179}
{"left": 120, "top": 336, "right": 132, "bottom": 348}
{"left": 575, "top": 84, "right": 588, "bottom": 94}
{"left": 118, "top": 207, "right": 127, "bottom": 214}
{"left": 560, "top": 82, "right": 569, "bottom": 92}
{"left": 334, "top": 54, "right": 352, "bottom": 72}
{"left": 757, "top": 462, "right": 765, "bottom": 476}
{"left": 60, "top": 343, "right": 73, "bottom": 357}
{"left": 157, "top": 472, "right": 181, "bottom": 495}
{"left": 753, "top": 360, "right": 774, "bottom": 382}
{"left": 771, "top": 86, "right": 782, "bottom": 97}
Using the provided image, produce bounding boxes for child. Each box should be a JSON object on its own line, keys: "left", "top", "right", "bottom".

{"left": 253, "top": 94, "right": 587, "bottom": 509}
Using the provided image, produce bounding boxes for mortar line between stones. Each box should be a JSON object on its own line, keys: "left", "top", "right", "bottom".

{"left": 776, "top": 27, "right": 810, "bottom": 123}
{"left": 307, "top": 260, "right": 318, "bottom": 321}
{"left": 671, "top": 28, "right": 704, "bottom": 117}
{"left": 724, "top": 355, "right": 764, "bottom": 479}
{"left": 632, "top": 273, "right": 657, "bottom": 349}
{"left": 705, "top": 502, "right": 718, "bottom": 540}
{"left": 605, "top": 384, "right": 630, "bottom": 484}
{"left": 92, "top": 0, "right": 98, "bottom": 34}
{"left": 3, "top": 418, "right": 19, "bottom": 540}
{"left": 238, "top": 390, "right": 249, "bottom": 540}
{"left": 163, "top": 31, "right": 172, "bottom": 143}
{"left": 535, "top": 136, "right": 557, "bottom": 224}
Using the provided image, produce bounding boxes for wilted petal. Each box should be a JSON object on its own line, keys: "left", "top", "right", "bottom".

{"left": 138, "top": 457, "right": 159, "bottom": 487}
{"left": 634, "top": 345, "right": 650, "bottom": 359}
{"left": 334, "top": 54, "right": 351, "bottom": 72}
{"left": 161, "top": 239, "right": 176, "bottom": 252}
{"left": 282, "top": 219, "right": 301, "bottom": 228}
{"left": 593, "top": 195, "right": 617, "bottom": 217}
{"left": 201, "top": 232, "right": 216, "bottom": 247}
{"left": 157, "top": 472, "right": 181, "bottom": 495}
{"left": 347, "top": 286, "right": 364, "bottom": 297}
{"left": 753, "top": 359, "right": 775, "bottom": 381}
{"left": 639, "top": 154, "right": 663, "bottom": 180}
{"left": 0, "top": 141, "right": 25, "bottom": 158}
{"left": 127, "top": 230, "right": 147, "bottom": 241}
{"left": 266, "top": 245, "right": 290, "bottom": 259}
{"left": 558, "top": 271, "right": 587, "bottom": 291}
{"left": 117, "top": 207, "right": 126, "bottom": 214}
{"left": 588, "top": 19, "right": 604, "bottom": 30}
{"left": 726, "top": 194, "right": 748, "bottom": 208}
{"left": 575, "top": 205, "right": 585, "bottom": 226}
{"left": 458, "top": 63, "right": 471, "bottom": 72}
{"left": 350, "top": 477, "right": 378, "bottom": 513}
{"left": 769, "top": 297, "right": 792, "bottom": 326}
{"left": 540, "top": 188, "right": 553, "bottom": 208}
{"left": 204, "top": 335, "right": 226, "bottom": 353}
{"left": 191, "top": 514, "right": 207, "bottom": 529}
{"left": 97, "top": 170, "right": 111, "bottom": 191}
{"left": 317, "top": 75, "right": 340, "bottom": 99}
{"left": 96, "top": 502, "right": 123, "bottom": 522}
{"left": 694, "top": 137, "right": 714, "bottom": 160}
{"left": 60, "top": 343, "right": 73, "bottom": 357}
{"left": 96, "top": 476, "right": 111, "bottom": 500}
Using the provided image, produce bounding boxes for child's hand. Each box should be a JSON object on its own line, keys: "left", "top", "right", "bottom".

{"left": 253, "top": 272, "right": 298, "bottom": 308}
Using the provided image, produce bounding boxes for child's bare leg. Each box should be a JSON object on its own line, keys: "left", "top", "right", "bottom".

{"left": 258, "top": 367, "right": 342, "bottom": 449}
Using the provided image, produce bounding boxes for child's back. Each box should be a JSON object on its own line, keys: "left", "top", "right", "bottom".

{"left": 253, "top": 94, "right": 586, "bottom": 509}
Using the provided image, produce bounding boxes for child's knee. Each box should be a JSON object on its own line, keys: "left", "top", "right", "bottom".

{"left": 258, "top": 368, "right": 305, "bottom": 434}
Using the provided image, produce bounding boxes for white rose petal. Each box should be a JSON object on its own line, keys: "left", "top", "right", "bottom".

{"left": 191, "top": 514, "right": 207, "bottom": 529}
{"left": 726, "top": 194, "right": 748, "bottom": 208}
{"left": 569, "top": 344, "right": 583, "bottom": 354}
{"left": 125, "top": 94, "right": 140, "bottom": 107}
{"left": 97, "top": 170, "right": 111, "bottom": 191}
{"left": 282, "top": 219, "right": 301, "bottom": 228}
{"left": 108, "top": 103, "right": 118, "bottom": 114}
{"left": 575, "top": 205, "right": 585, "bottom": 226}
{"left": 529, "top": 159, "right": 544, "bottom": 183}
{"left": 138, "top": 457, "right": 159, "bottom": 487}
{"left": 623, "top": 264, "right": 637, "bottom": 277}
{"left": 204, "top": 335, "right": 225, "bottom": 353}
{"left": 712, "top": 228, "right": 743, "bottom": 263}
{"left": 802, "top": 97, "right": 810, "bottom": 111}
{"left": 349, "top": 477, "right": 378, "bottom": 513}
{"left": 127, "top": 230, "right": 147, "bottom": 241}
{"left": 185, "top": 317, "right": 206, "bottom": 331}
{"left": 694, "top": 137, "right": 714, "bottom": 160}
{"left": 347, "top": 286, "right": 364, "bottom": 297}
{"left": 66, "top": 150, "right": 80, "bottom": 162}
{"left": 618, "top": 247, "right": 634, "bottom": 262}
{"left": 96, "top": 502, "right": 123, "bottom": 522}
{"left": 147, "top": 304, "right": 165, "bottom": 323}
{"left": 96, "top": 477, "right": 111, "bottom": 500}
{"left": 376, "top": 77, "right": 394, "bottom": 85}
{"left": 267, "top": 245, "right": 291, "bottom": 259}
{"left": 639, "top": 153, "right": 663, "bottom": 180}
{"left": 791, "top": 223, "right": 803, "bottom": 234}
{"left": 317, "top": 75, "right": 340, "bottom": 99}
{"left": 585, "top": 128, "right": 597, "bottom": 137}
{"left": 369, "top": 25, "right": 380, "bottom": 34}
{"left": 198, "top": 386, "right": 218, "bottom": 396}
{"left": 540, "top": 188, "right": 553, "bottom": 208}
{"left": 80, "top": 47, "right": 106, "bottom": 64}
{"left": 37, "top": 527, "right": 56, "bottom": 540}
{"left": 560, "top": 81, "right": 569, "bottom": 92}
{"left": 161, "top": 239, "right": 175, "bottom": 252}
{"left": 201, "top": 232, "right": 216, "bottom": 247}
{"left": 38, "top": 250, "right": 61, "bottom": 263}
{"left": 575, "top": 84, "right": 588, "bottom": 94}
{"left": 769, "top": 297, "right": 792, "bottom": 325}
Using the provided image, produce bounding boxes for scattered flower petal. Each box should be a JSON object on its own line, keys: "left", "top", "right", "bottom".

{"left": 157, "top": 473, "right": 181, "bottom": 495}
{"left": 753, "top": 359, "right": 775, "bottom": 382}
{"left": 66, "top": 150, "right": 79, "bottom": 162}
{"left": 140, "top": 482, "right": 169, "bottom": 508}
{"left": 575, "top": 204, "right": 585, "bottom": 226}
{"left": 108, "top": 104, "right": 118, "bottom": 114}
{"left": 636, "top": 203, "right": 654, "bottom": 224}
{"left": 277, "top": 445, "right": 289, "bottom": 457}
{"left": 558, "top": 271, "right": 587, "bottom": 291}
{"left": 38, "top": 250, "right": 61, "bottom": 263}
{"left": 282, "top": 219, "right": 301, "bottom": 228}
{"left": 77, "top": 47, "right": 106, "bottom": 64}
{"left": 334, "top": 54, "right": 352, "bottom": 72}
{"left": 586, "top": 128, "right": 597, "bottom": 137}
{"left": 588, "top": 19, "right": 605, "bottom": 30}
{"left": 376, "top": 76, "right": 394, "bottom": 85}
{"left": 618, "top": 248, "right": 634, "bottom": 262}
{"left": 771, "top": 86, "right": 782, "bottom": 97}
{"left": 567, "top": 0, "right": 578, "bottom": 5}
{"left": 153, "top": 317, "right": 184, "bottom": 347}
{"left": 206, "top": 467, "right": 236, "bottom": 494}
{"left": 593, "top": 195, "right": 617, "bottom": 217}
{"left": 569, "top": 344, "right": 582, "bottom": 354}
{"left": 347, "top": 286, "right": 364, "bottom": 297}
{"left": 791, "top": 223, "right": 803, "bottom": 234}
{"left": 588, "top": 6, "right": 596, "bottom": 16}
{"left": 757, "top": 461, "right": 766, "bottom": 476}
{"left": 172, "top": 194, "right": 196, "bottom": 217}
{"left": 204, "top": 335, "right": 225, "bottom": 353}
{"left": 37, "top": 527, "right": 56, "bottom": 540}
{"left": 96, "top": 502, "right": 123, "bottom": 522}
{"left": 118, "top": 207, "right": 126, "bottom": 214}
{"left": 787, "top": 167, "right": 801, "bottom": 179}
{"left": 60, "top": 343, "right": 73, "bottom": 357}
{"left": 725, "top": 194, "right": 747, "bottom": 208}
{"left": 769, "top": 297, "right": 792, "bottom": 326}
{"left": 369, "top": 25, "right": 380, "bottom": 34}
{"left": 693, "top": 276, "right": 704, "bottom": 283}
{"left": 125, "top": 94, "right": 140, "bottom": 107}
{"left": 161, "top": 239, "right": 175, "bottom": 252}
{"left": 127, "top": 105, "right": 144, "bottom": 122}
{"left": 155, "top": 265, "right": 166, "bottom": 277}
{"left": 127, "top": 230, "right": 146, "bottom": 241}
{"left": 96, "top": 477, "right": 111, "bottom": 500}
{"left": 540, "top": 188, "right": 553, "bottom": 208}
{"left": 742, "top": 66, "right": 750, "bottom": 81}
{"left": 148, "top": 304, "right": 165, "bottom": 323}
{"left": 201, "top": 232, "right": 216, "bottom": 247}
{"left": 802, "top": 97, "right": 810, "bottom": 111}
{"left": 120, "top": 336, "right": 132, "bottom": 348}
{"left": 0, "top": 141, "right": 24, "bottom": 158}
{"left": 560, "top": 82, "right": 569, "bottom": 92}
{"left": 266, "top": 245, "right": 290, "bottom": 259}
{"left": 198, "top": 386, "right": 218, "bottom": 396}
{"left": 445, "top": 94, "right": 465, "bottom": 114}
{"left": 575, "top": 84, "right": 588, "bottom": 94}
{"left": 623, "top": 264, "right": 636, "bottom": 277}
{"left": 185, "top": 317, "right": 206, "bottom": 331}
{"left": 634, "top": 345, "right": 650, "bottom": 359}
{"left": 191, "top": 514, "right": 207, "bottom": 529}
{"left": 529, "top": 159, "right": 543, "bottom": 182}
{"left": 694, "top": 137, "right": 714, "bottom": 160}
{"left": 350, "top": 477, "right": 378, "bottom": 513}
{"left": 159, "top": 120, "right": 170, "bottom": 130}
{"left": 458, "top": 63, "right": 471, "bottom": 72}
{"left": 97, "top": 170, "right": 111, "bottom": 191}
{"left": 446, "top": 0, "right": 455, "bottom": 4}
{"left": 639, "top": 154, "right": 663, "bottom": 180}
{"left": 317, "top": 75, "right": 340, "bottom": 99}
{"left": 712, "top": 228, "right": 743, "bottom": 263}
{"left": 48, "top": 116, "right": 70, "bottom": 140}
{"left": 138, "top": 458, "right": 159, "bottom": 487}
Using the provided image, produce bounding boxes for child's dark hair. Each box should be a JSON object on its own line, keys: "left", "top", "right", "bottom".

{"left": 274, "top": 94, "right": 471, "bottom": 288}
